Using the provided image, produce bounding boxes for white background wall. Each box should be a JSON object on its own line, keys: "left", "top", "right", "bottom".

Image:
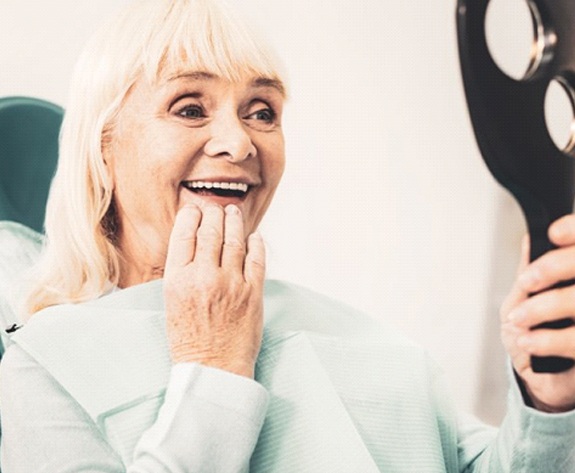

{"left": 0, "top": 0, "right": 533, "bottom": 422}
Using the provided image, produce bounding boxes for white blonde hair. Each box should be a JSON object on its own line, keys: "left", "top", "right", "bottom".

{"left": 26, "top": 0, "right": 286, "bottom": 315}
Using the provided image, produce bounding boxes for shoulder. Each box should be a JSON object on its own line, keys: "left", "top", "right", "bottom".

{"left": 13, "top": 279, "right": 164, "bottom": 343}
{"left": 0, "top": 221, "right": 43, "bottom": 258}
{"left": 0, "top": 222, "right": 43, "bottom": 333}
{"left": 263, "top": 279, "right": 414, "bottom": 346}
{"left": 0, "top": 342, "right": 70, "bottom": 413}
{"left": 0, "top": 221, "right": 43, "bottom": 286}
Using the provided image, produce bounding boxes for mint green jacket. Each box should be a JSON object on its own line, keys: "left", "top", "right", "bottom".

{"left": 2, "top": 280, "right": 575, "bottom": 472}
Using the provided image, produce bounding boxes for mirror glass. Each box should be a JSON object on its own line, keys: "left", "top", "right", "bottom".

{"left": 545, "top": 77, "right": 575, "bottom": 154}
{"left": 485, "top": 0, "right": 542, "bottom": 80}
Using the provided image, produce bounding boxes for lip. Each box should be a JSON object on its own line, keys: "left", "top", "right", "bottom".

{"left": 182, "top": 175, "right": 260, "bottom": 186}
{"left": 180, "top": 176, "right": 259, "bottom": 208}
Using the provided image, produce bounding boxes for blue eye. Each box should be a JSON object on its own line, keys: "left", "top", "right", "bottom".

{"left": 249, "top": 108, "right": 275, "bottom": 123}
{"left": 178, "top": 105, "right": 205, "bottom": 118}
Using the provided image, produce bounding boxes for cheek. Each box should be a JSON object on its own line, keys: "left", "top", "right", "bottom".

{"left": 110, "top": 129, "right": 184, "bottom": 192}
{"left": 262, "top": 139, "right": 286, "bottom": 187}
{"left": 108, "top": 139, "right": 174, "bottom": 220}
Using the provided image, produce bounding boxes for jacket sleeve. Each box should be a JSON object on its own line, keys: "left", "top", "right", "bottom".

{"left": 0, "top": 344, "right": 268, "bottom": 473}
{"left": 457, "top": 367, "right": 575, "bottom": 472}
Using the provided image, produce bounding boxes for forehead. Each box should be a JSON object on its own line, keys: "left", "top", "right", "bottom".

{"left": 121, "top": 70, "right": 286, "bottom": 114}
{"left": 163, "top": 71, "right": 286, "bottom": 96}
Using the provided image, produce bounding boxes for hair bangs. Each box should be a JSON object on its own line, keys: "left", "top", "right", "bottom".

{"left": 141, "top": 0, "right": 285, "bottom": 90}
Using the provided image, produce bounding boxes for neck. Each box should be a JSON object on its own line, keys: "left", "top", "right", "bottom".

{"left": 117, "top": 230, "right": 167, "bottom": 288}
{"left": 118, "top": 262, "right": 165, "bottom": 288}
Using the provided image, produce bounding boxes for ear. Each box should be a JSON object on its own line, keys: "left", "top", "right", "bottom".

{"left": 100, "top": 124, "right": 117, "bottom": 187}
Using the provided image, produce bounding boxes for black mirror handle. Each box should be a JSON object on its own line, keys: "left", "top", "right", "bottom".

{"left": 457, "top": 0, "right": 575, "bottom": 373}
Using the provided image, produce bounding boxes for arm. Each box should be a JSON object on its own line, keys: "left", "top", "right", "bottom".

{"left": 457, "top": 368, "right": 575, "bottom": 472}
{"left": 0, "top": 344, "right": 268, "bottom": 473}
{"left": 458, "top": 215, "right": 575, "bottom": 472}
{"left": 1, "top": 204, "right": 268, "bottom": 472}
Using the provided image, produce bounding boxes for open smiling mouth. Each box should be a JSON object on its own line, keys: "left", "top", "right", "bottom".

{"left": 181, "top": 180, "right": 250, "bottom": 199}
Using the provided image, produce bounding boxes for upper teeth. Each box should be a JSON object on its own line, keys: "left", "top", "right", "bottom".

{"left": 185, "top": 181, "right": 249, "bottom": 193}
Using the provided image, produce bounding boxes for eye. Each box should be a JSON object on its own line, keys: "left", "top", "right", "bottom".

{"left": 250, "top": 107, "right": 275, "bottom": 122}
{"left": 176, "top": 104, "right": 205, "bottom": 119}
{"left": 250, "top": 108, "right": 275, "bottom": 122}
{"left": 244, "top": 103, "right": 277, "bottom": 127}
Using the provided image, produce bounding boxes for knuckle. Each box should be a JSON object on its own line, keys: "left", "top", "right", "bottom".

{"left": 197, "top": 224, "right": 223, "bottom": 241}
{"left": 172, "top": 229, "right": 197, "bottom": 243}
{"left": 224, "top": 237, "right": 245, "bottom": 250}
{"left": 248, "top": 254, "right": 266, "bottom": 268}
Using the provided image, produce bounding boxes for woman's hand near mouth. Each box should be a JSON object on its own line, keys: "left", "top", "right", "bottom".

{"left": 163, "top": 203, "right": 266, "bottom": 378}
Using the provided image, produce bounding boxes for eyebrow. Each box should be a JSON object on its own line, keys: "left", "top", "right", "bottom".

{"left": 167, "top": 71, "right": 217, "bottom": 82}
{"left": 251, "top": 77, "right": 286, "bottom": 96}
{"left": 167, "top": 71, "right": 285, "bottom": 96}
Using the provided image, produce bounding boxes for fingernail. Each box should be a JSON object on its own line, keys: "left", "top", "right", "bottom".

{"left": 225, "top": 204, "right": 240, "bottom": 215}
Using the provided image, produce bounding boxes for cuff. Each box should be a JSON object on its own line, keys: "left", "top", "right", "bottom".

{"left": 166, "top": 362, "right": 269, "bottom": 427}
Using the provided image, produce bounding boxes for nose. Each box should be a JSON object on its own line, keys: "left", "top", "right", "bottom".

{"left": 204, "top": 114, "right": 256, "bottom": 163}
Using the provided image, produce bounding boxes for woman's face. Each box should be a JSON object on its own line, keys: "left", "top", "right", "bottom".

{"left": 104, "top": 71, "right": 285, "bottom": 266}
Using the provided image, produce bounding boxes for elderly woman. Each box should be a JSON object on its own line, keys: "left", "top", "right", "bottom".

{"left": 1, "top": 0, "right": 575, "bottom": 471}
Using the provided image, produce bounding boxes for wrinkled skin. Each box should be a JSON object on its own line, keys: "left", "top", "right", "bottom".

{"left": 164, "top": 203, "right": 265, "bottom": 378}
{"left": 105, "top": 72, "right": 285, "bottom": 378}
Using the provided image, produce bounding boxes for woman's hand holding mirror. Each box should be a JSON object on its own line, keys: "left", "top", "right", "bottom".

{"left": 502, "top": 215, "right": 575, "bottom": 412}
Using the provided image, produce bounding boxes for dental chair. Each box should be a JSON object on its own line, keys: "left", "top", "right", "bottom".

{"left": 0, "top": 96, "right": 63, "bottom": 358}
{"left": 0, "top": 96, "right": 63, "bottom": 232}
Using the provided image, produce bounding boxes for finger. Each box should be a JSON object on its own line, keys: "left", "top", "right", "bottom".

{"left": 244, "top": 232, "right": 266, "bottom": 285}
{"left": 500, "top": 235, "right": 531, "bottom": 321}
{"left": 194, "top": 204, "right": 225, "bottom": 266}
{"left": 549, "top": 214, "right": 575, "bottom": 246}
{"left": 511, "top": 349, "right": 533, "bottom": 375}
{"left": 221, "top": 205, "right": 246, "bottom": 270}
{"left": 518, "top": 234, "right": 530, "bottom": 273}
{"left": 165, "top": 204, "right": 202, "bottom": 270}
{"left": 502, "top": 318, "right": 534, "bottom": 372}
{"left": 508, "top": 285, "right": 575, "bottom": 328}
{"left": 517, "top": 326, "right": 575, "bottom": 358}
{"left": 517, "top": 245, "right": 575, "bottom": 293}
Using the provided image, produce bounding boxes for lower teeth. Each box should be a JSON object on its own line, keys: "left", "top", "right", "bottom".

{"left": 189, "top": 187, "right": 245, "bottom": 198}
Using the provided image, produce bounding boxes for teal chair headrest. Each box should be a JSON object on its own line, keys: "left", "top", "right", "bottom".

{"left": 0, "top": 97, "right": 64, "bottom": 233}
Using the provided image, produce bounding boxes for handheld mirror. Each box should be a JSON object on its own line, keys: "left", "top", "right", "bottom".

{"left": 457, "top": 0, "right": 575, "bottom": 373}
